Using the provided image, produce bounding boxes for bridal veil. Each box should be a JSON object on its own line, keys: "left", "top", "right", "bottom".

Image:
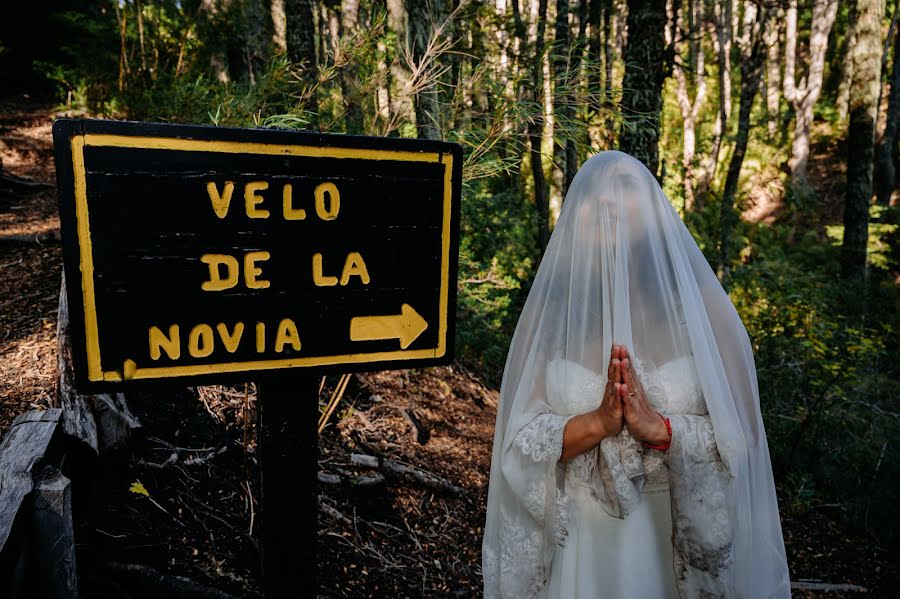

{"left": 481, "top": 150, "right": 790, "bottom": 597}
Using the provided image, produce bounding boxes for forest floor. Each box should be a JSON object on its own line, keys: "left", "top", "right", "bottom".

{"left": 1, "top": 96, "right": 897, "bottom": 597}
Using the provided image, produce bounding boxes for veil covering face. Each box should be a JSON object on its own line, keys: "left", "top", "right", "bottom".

{"left": 481, "top": 151, "right": 790, "bottom": 598}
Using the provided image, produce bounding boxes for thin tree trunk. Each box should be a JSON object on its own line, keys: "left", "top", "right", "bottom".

{"left": 409, "top": 0, "right": 444, "bottom": 140}
{"left": 341, "top": 0, "right": 365, "bottom": 133}
{"left": 876, "top": 3, "right": 900, "bottom": 205}
{"left": 719, "top": 4, "right": 767, "bottom": 282}
{"left": 529, "top": 0, "right": 551, "bottom": 251}
{"left": 200, "top": 0, "right": 231, "bottom": 83}
{"left": 672, "top": 0, "right": 706, "bottom": 212}
{"left": 764, "top": 6, "right": 781, "bottom": 139}
{"left": 552, "top": 0, "right": 571, "bottom": 200}
{"left": 387, "top": 0, "right": 415, "bottom": 131}
{"left": 566, "top": 0, "right": 587, "bottom": 193}
{"left": 603, "top": 0, "right": 616, "bottom": 144}
{"left": 137, "top": 0, "right": 148, "bottom": 74}
{"left": 241, "top": 0, "right": 275, "bottom": 83}
{"left": 618, "top": 0, "right": 668, "bottom": 178}
{"left": 271, "top": 0, "right": 287, "bottom": 52}
{"left": 696, "top": 0, "right": 732, "bottom": 206}
{"left": 841, "top": 0, "right": 885, "bottom": 279}
{"left": 836, "top": 2, "right": 859, "bottom": 121}
{"left": 783, "top": 0, "right": 839, "bottom": 189}
{"left": 876, "top": 0, "right": 899, "bottom": 135}
{"left": 286, "top": 0, "right": 318, "bottom": 124}
{"left": 589, "top": 0, "right": 602, "bottom": 94}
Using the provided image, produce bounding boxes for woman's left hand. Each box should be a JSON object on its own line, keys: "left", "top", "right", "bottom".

{"left": 617, "top": 346, "right": 671, "bottom": 447}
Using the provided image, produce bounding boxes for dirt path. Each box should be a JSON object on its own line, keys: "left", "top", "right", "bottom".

{"left": 0, "top": 98, "right": 62, "bottom": 432}
{"left": 0, "top": 99, "right": 896, "bottom": 597}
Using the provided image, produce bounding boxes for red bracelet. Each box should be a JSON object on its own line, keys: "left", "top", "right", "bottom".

{"left": 642, "top": 412, "right": 672, "bottom": 452}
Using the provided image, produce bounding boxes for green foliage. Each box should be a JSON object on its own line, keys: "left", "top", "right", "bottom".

{"left": 123, "top": 57, "right": 310, "bottom": 127}
{"left": 728, "top": 222, "right": 900, "bottom": 542}
{"left": 457, "top": 181, "right": 538, "bottom": 382}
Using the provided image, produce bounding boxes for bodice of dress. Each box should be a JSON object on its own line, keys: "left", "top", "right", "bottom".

{"left": 546, "top": 354, "right": 705, "bottom": 493}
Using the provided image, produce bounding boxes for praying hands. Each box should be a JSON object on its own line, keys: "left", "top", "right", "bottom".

{"left": 559, "top": 344, "right": 670, "bottom": 462}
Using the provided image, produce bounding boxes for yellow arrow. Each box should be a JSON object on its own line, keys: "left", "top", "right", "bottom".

{"left": 349, "top": 304, "right": 428, "bottom": 349}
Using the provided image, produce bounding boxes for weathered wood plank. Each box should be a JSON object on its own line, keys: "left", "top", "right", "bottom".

{"left": 57, "top": 275, "right": 98, "bottom": 453}
{"left": 0, "top": 408, "right": 62, "bottom": 551}
{"left": 31, "top": 466, "right": 78, "bottom": 599}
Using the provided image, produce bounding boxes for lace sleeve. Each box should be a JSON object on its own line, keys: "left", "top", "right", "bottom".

{"left": 482, "top": 412, "right": 575, "bottom": 599}
{"left": 665, "top": 414, "right": 735, "bottom": 597}
{"left": 514, "top": 412, "right": 571, "bottom": 466}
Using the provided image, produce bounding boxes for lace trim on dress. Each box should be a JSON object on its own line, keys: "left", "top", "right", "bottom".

{"left": 666, "top": 411, "right": 734, "bottom": 597}
{"left": 482, "top": 412, "right": 572, "bottom": 598}
{"left": 482, "top": 505, "right": 545, "bottom": 598}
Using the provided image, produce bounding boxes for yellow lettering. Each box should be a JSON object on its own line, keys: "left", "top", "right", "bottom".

{"left": 282, "top": 183, "right": 306, "bottom": 220}
{"left": 245, "top": 181, "right": 270, "bottom": 218}
{"left": 201, "top": 254, "right": 240, "bottom": 291}
{"left": 256, "top": 322, "right": 266, "bottom": 353}
{"left": 244, "top": 251, "right": 271, "bottom": 289}
{"left": 312, "top": 253, "right": 338, "bottom": 286}
{"left": 149, "top": 325, "right": 180, "bottom": 360}
{"left": 314, "top": 182, "right": 340, "bottom": 220}
{"left": 274, "top": 319, "right": 302, "bottom": 352}
{"left": 188, "top": 324, "right": 214, "bottom": 358}
{"left": 216, "top": 322, "right": 244, "bottom": 353}
{"left": 206, "top": 181, "right": 234, "bottom": 219}
{"left": 340, "top": 252, "right": 371, "bottom": 286}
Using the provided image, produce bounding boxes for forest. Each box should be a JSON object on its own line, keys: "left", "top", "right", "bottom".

{"left": 0, "top": 0, "right": 899, "bottom": 596}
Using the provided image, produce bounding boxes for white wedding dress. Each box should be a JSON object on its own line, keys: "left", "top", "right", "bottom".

{"left": 543, "top": 353, "right": 721, "bottom": 599}
{"left": 482, "top": 151, "right": 790, "bottom": 599}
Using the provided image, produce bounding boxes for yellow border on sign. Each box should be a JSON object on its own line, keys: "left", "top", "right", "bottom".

{"left": 71, "top": 133, "right": 453, "bottom": 382}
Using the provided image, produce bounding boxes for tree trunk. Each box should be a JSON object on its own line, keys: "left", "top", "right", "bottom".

{"left": 588, "top": 0, "right": 603, "bottom": 94}
{"left": 618, "top": 0, "right": 668, "bottom": 178}
{"left": 696, "top": 0, "right": 732, "bottom": 206}
{"left": 672, "top": 0, "right": 706, "bottom": 212}
{"left": 603, "top": 0, "right": 616, "bottom": 143}
{"left": 387, "top": 0, "right": 415, "bottom": 131}
{"left": 200, "top": 0, "right": 232, "bottom": 83}
{"left": 841, "top": 0, "right": 884, "bottom": 280}
{"left": 783, "top": 0, "right": 839, "bottom": 188}
{"left": 835, "top": 2, "right": 859, "bottom": 121}
{"left": 876, "top": 2, "right": 900, "bottom": 205}
{"left": 764, "top": 6, "right": 781, "bottom": 139}
{"left": 241, "top": 0, "right": 275, "bottom": 83}
{"left": 271, "top": 0, "right": 287, "bottom": 52}
{"left": 341, "top": 0, "right": 365, "bottom": 133}
{"left": 286, "top": 0, "right": 318, "bottom": 125}
{"left": 719, "top": 4, "right": 767, "bottom": 282}
{"left": 409, "top": 0, "right": 444, "bottom": 140}
{"left": 551, "top": 0, "right": 571, "bottom": 200}
{"left": 529, "top": 0, "right": 551, "bottom": 251}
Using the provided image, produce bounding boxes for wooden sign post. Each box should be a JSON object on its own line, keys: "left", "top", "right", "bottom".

{"left": 52, "top": 119, "right": 462, "bottom": 597}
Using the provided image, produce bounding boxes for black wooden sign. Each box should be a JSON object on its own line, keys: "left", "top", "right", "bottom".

{"left": 53, "top": 119, "right": 462, "bottom": 391}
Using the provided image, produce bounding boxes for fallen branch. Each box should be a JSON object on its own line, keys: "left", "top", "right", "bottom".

{"left": 349, "top": 453, "right": 464, "bottom": 497}
{"left": 790, "top": 580, "right": 867, "bottom": 592}
{"left": 137, "top": 446, "right": 227, "bottom": 469}
{"left": 318, "top": 470, "right": 385, "bottom": 488}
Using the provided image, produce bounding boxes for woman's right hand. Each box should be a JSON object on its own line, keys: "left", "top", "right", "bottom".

{"left": 560, "top": 345, "right": 626, "bottom": 462}
{"left": 594, "top": 344, "right": 625, "bottom": 438}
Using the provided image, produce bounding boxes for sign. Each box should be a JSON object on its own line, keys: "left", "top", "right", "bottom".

{"left": 53, "top": 119, "right": 462, "bottom": 391}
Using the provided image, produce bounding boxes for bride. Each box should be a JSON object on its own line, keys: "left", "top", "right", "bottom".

{"left": 480, "top": 151, "right": 790, "bottom": 598}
